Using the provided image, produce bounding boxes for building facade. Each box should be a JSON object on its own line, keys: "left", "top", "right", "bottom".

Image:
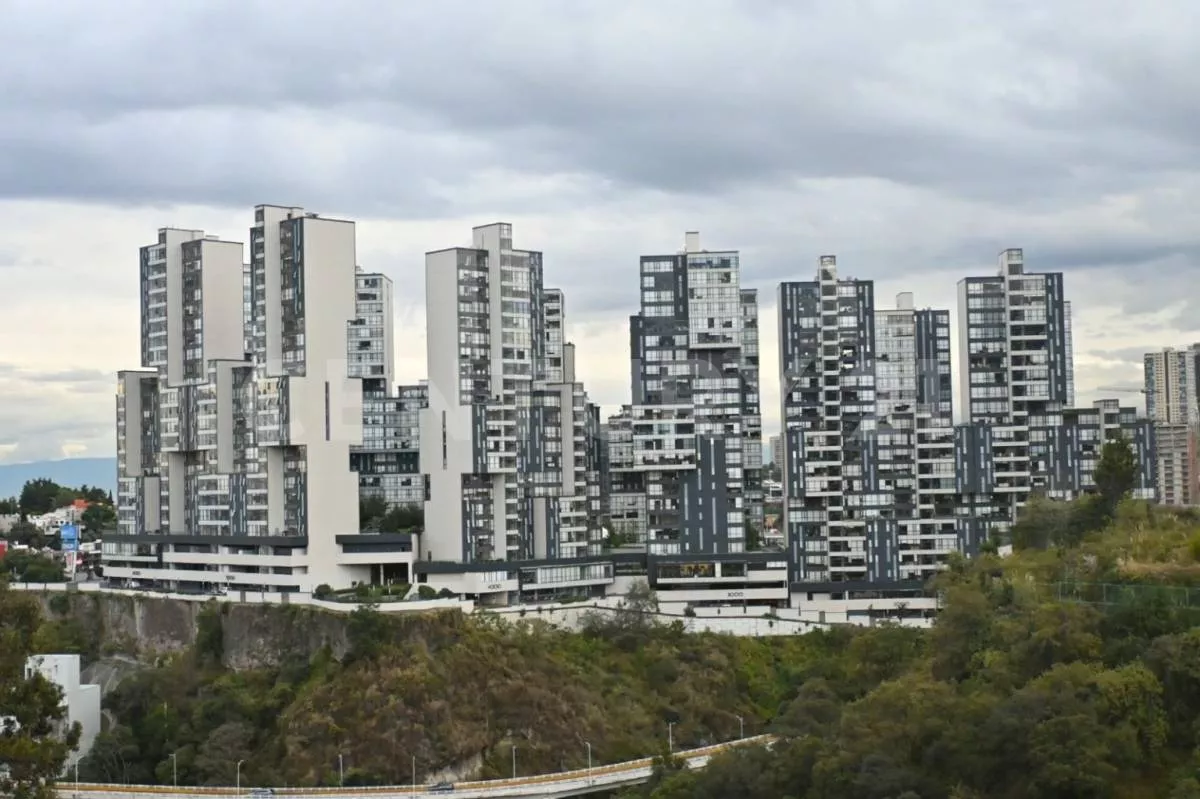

{"left": 25, "top": 654, "right": 100, "bottom": 769}
{"left": 106, "top": 207, "right": 410, "bottom": 593}
{"left": 778, "top": 257, "right": 962, "bottom": 587}
{"left": 420, "top": 223, "right": 604, "bottom": 568}
{"left": 956, "top": 248, "right": 1074, "bottom": 527}
{"left": 627, "top": 231, "right": 762, "bottom": 555}
{"left": 1144, "top": 345, "right": 1200, "bottom": 505}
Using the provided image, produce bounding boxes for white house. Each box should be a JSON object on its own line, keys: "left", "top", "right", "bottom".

{"left": 23, "top": 654, "right": 101, "bottom": 769}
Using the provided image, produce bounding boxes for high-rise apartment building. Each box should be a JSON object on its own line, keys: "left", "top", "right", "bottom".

{"left": 353, "top": 382, "right": 427, "bottom": 508}
{"left": 778, "top": 257, "right": 961, "bottom": 586}
{"left": 627, "top": 231, "right": 762, "bottom": 554}
{"left": 604, "top": 406, "right": 647, "bottom": 541}
{"left": 768, "top": 434, "right": 784, "bottom": 473}
{"left": 421, "top": 223, "right": 604, "bottom": 565}
{"left": 956, "top": 248, "right": 1158, "bottom": 520}
{"left": 957, "top": 248, "right": 1073, "bottom": 521}
{"left": 1145, "top": 346, "right": 1200, "bottom": 425}
{"left": 107, "top": 206, "right": 392, "bottom": 592}
{"left": 1144, "top": 345, "right": 1200, "bottom": 505}
{"left": 346, "top": 271, "right": 426, "bottom": 509}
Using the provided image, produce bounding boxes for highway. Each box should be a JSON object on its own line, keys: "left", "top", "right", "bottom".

{"left": 58, "top": 735, "right": 775, "bottom": 799}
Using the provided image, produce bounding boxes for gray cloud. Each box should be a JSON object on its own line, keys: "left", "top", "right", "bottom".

{"left": 2, "top": 0, "right": 1200, "bottom": 453}
{"left": 0, "top": 365, "right": 112, "bottom": 385}
{"left": 2, "top": 1, "right": 1200, "bottom": 215}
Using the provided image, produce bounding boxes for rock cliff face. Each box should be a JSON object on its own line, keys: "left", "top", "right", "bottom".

{"left": 36, "top": 592, "right": 351, "bottom": 669}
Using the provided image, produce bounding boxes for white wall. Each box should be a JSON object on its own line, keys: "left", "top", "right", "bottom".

{"left": 292, "top": 216, "right": 363, "bottom": 590}
{"left": 199, "top": 238, "right": 247, "bottom": 363}
{"left": 422, "top": 248, "right": 474, "bottom": 562}
{"left": 25, "top": 654, "right": 101, "bottom": 769}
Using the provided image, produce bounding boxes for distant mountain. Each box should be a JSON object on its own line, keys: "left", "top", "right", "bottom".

{"left": 0, "top": 457, "right": 116, "bottom": 499}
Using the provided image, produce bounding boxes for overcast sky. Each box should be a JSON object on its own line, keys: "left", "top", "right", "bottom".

{"left": 1, "top": 0, "right": 1198, "bottom": 462}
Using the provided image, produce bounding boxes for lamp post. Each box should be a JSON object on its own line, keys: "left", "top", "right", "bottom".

{"left": 511, "top": 745, "right": 517, "bottom": 780}
{"left": 736, "top": 714, "right": 744, "bottom": 739}
{"left": 169, "top": 753, "right": 177, "bottom": 788}
{"left": 584, "top": 741, "right": 592, "bottom": 784}
{"left": 668, "top": 722, "right": 675, "bottom": 753}
{"left": 411, "top": 755, "right": 416, "bottom": 789}
{"left": 338, "top": 753, "right": 344, "bottom": 787}
{"left": 236, "top": 759, "right": 245, "bottom": 798}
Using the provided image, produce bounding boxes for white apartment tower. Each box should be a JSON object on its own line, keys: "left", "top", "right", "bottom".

{"left": 421, "top": 223, "right": 602, "bottom": 564}
{"left": 108, "top": 206, "right": 369, "bottom": 592}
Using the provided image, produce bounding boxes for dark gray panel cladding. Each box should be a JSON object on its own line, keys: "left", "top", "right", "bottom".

{"left": 545, "top": 499, "right": 562, "bottom": 560}
{"left": 229, "top": 473, "right": 247, "bottom": 535}
{"left": 956, "top": 517, "right": 988, "bottom": 558}
{"left": 139, "top": 247, "right": 152, "bottom": 367}
{"left": 1043, "top": 423, "right": 1075, "bottom": 491}
{"left": 854, "top": 282, "right": 876, "bottom": 367}
{"left": 525, "top": 403, "right": 546, "bottom": 472}
{"left": 867, "top": 518, "right": 898, "bottom": 582}
{"left": 629, "top": 314, "right": 645, "bottom": 403}
{"left": 778, "top": 281, "right": 820, "bottom": 375}
{"left": 681, "top": 437, "right": 731, "bottom": 554}
{"left": 470, "top": 404, "right": 489, "bottom": 474}
{"left": 1132, "top": 420, "right": 1157, "bottom": 492}
{"left": 519, "top": 495, "right": 536, "bottom": 560}
{"left": 913, "top": 310, "right": 951, "bottom": 406}
{"left": 1044, "top": 273, "right": 1070, "bottom": 403}
{"left": 954, "top": 423, "right": 995, "bottom": 493}
{"left": 459, "top": 488, "right": 473, "bottom": 560}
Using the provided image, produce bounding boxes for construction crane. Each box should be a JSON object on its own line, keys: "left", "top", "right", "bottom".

{"left": 1096, "top": 386, "right": 1146, "bottom": 394}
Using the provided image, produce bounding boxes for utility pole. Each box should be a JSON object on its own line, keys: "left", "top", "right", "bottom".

{"left": 169, "top": 753, "right": 177, "bottom": 788}
{"left": 338, "top": 753, "right": 344, "bottom": 787}
{"left": 511, "top": 744, "right": 517, "bottom": 780}
{"left": 668, "top": 722, "right": 675, "bottom": 753}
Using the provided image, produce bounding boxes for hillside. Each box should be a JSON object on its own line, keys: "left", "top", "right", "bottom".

{"left": 12, "top": 497, "right": 1200, "bottom": 796}
{"left": 621, "top": 500, "right": 1200, "bottom": 799}
{"left": 0, "top": 457, "right": 115, "bottom": 498}
{"left": 16, "top": 589, "right": 846, "bottom": 788}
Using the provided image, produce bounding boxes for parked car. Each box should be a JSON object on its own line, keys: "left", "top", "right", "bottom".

{"left": 429, "top": 781, "right": 455, "bottom": 793}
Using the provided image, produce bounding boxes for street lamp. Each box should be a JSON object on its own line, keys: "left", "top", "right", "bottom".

{"left": 668, "top": 722, "right": 675, "bottom": 753}
{"left": 511, "top": 744, "right": 517, "bottom": 780}
{"left": 736, "top": 714, "right": 745, "bottom": 739}
{"left": 169, "top": 753, "right": 177, "bottom": 788}
{"left": 338, "top": 753, "right": 344, "bottom": 787}
{"left": 584, "top": 741, "right": 592, "bottom": 784}
{"left": 236, "top": 759, "right": 245, "bottom": 798}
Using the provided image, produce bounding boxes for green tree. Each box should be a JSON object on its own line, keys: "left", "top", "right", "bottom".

{"left": 2, "top": 551, "right": 66, "bottom": 583}
{"left": 745, "top": 523, "right": 762, "bottom": 552}
{"left": 3, "top": 522, "right": 50, "bottom": 550}
{"left": 358, "top": 496, "right": 388, "bottom": 531}
{"left": 80, "top": 503, "right": 116, "bottom": 537}
{"left": 379, "top": 504, "right": 423, "bottom": 533}
{"left": 0, "top": 497, "right": 18, "bottom": 515}
{"left": 18, "top": 480, "right": 63, "bottom": 516}
{"left": 0, "top": 582, "right": 80, "bottom": 799}
{"left": 1094, "top": 434, "right": 1138, "bottom": 513}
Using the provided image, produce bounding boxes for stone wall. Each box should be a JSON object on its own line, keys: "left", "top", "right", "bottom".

{"left": 30, "top": 589, "right": 353, "bottom": 669}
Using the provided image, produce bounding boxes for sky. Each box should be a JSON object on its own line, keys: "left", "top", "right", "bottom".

{"left": 2, "top": 0, "right": 1199, "bottom": 463}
